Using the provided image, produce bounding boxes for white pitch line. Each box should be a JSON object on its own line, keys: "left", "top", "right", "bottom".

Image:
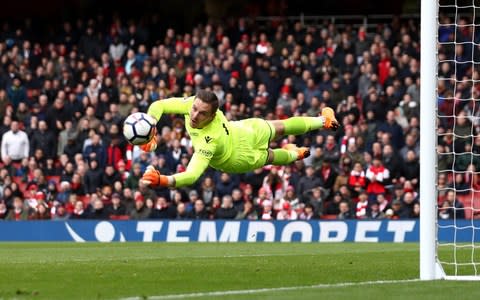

{"left": 120, "top": 279, "right": 420, "bottom": 300}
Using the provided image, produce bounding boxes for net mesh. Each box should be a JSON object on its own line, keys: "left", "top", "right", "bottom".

{"left": 437, "top": 0, "right": 480, "bottom": 277}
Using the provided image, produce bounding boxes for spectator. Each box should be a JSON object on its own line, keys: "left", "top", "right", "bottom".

{"left": 52, "top": 204, "right": 69, "bottom": 220}
{"left": 399, "top": 133, "right": 419, "bottom": 162}
{"left": 186, "top": 190, "right": 200, "bottom": 212}
{"left": 390, "top": 199, "right": 405, "bottom": 219}
{"left": 367, "top": 202, "right": 385, "bottom": 219}
{"left": 231, "top": 188, "right": 244, "bottom": 213}
{"left": 439, "top": 190, "right": 465, "bottom": 220}
{"left": 348, "top": 162, "right": 366, "bottom": 194}
{"left": 260, "top": 200, "right": 274, "bottom": 220}
{"left": 303, "top": 186, "right": 324, "bottom": 217}
{"left": 87, "top": 199, "right": 109, "bottom": 220}
{"left": 30, "top": 120, "right": 56, "bottom": 159}
{"left": 337, "top": 201, "right": 353, "bottom": 219}
{"left": 84, "top": 159, "right": 103, "bottom": 194}
{"left": 401, "top": 191, "right": 418, "bottom": 218}
{"left": 45, "top": 98, "right": 71, "bottom": 135}
{"left": 105, "top": 135, "right": 123, "bottom": 168}
{"left": 235, "top": 199, "right": 258, "bottom": 220}
{"left": 0, "top": 201, "right": 8, "bottom": 219}
{"left": 199, "top": 176, "right": 215, "bottom": 206}
{"left": 402, "top": 150, "right": 420, "bottom": 186}
{"left": 296, "top": 165, "right": 322, "bottom": 201}
{"left": 276, "top": 201, "right": 298, "bottom": 220}
{"left": 5, "top": 197, "right": 29, "bottom": 220}
{"left": 215, "top": 172, "right": 238, "bottom": 199}
{"left": 56, "top": 181, "right": 71, "bottom": 205}
{"left": 1, "top": 121, "right": 29, "bottom": 165}
{"left": 129, "top": 195, "right": 151, "bottom": 220}
{"left": 376, "top": 193, "right": 391, "bottom": 214}
{"left": 365, "top": 157, "right": 390, "bottom": 201}
{"left": 355, "top": 190, "right": 369, "bottom": 219}
{"left": 298, "top": 203, "right": 317, "bottom": 220}
{"left": 187, "top": 199, "right": 208, "bottom": 219}
{"left": 70, "top": 173, "right": 86, "bottom": 196}
{"left": 382, "top": 144, "right": 403, "bottom": 183}
{"left": 175, "top": 202, "right": 188, "bottom": 219}
{"left": 7, "top": 76, "right": 27, "bottom": 111}
{"left": 60, "top": 161, "right": 75, "bottom": 183}
{"left": 323, "top": 135, "right": 340, "bottom": 165}
{"left": 149, "top": 196, "right": 172, "bottom": 219}
{"left": 105, "top": 193, "right": 127, "bottom": 217}
{"left": 317, "top": 159, "right": 338, "bottom": 192}
{"left": 70, "top": 200, "right": 88, "bottom": 219}
{"left": 215, "top": 195, "right": 237, "bottom": 219}
{"left": 102, "top": 165, "right": 121, "bottom": 188}
{"left": 377, "top": 110, "right": 404, "bottom": 150}
{"left": 83, "top": 134, "right": 106, "bottom": 168}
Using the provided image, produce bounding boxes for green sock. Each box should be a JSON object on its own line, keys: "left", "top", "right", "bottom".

{"left": 282, "top": 117, "right": 323, "bottom": 135}
{"left": 272, "top": 149, "right": 298, "bottom": 165}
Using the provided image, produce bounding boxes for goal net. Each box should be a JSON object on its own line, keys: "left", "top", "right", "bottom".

{"left": 435, "top": 0, "right": 480, "bottom": 280}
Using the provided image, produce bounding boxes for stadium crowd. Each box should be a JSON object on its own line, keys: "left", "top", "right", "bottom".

{"left": 0, "top": 13, "right": 467, "bottom": 221}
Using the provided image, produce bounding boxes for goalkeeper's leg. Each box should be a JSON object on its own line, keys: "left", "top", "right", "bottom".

{"left": 269, "top": 107, "right": 339, "bottom": 139}
{"left": 267, "top": 144, "right": 311, "bottom": 165}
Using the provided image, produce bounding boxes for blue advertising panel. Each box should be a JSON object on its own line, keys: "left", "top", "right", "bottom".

{"left": 0, "top": 220, "right": 478, "bottom": 242}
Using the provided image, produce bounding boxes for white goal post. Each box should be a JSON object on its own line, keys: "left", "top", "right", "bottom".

{"left": 420, "top": 0, "right": 444, "bottom": 280}
{"left": 421, "top": 0, "right": 480, "bottom": 281}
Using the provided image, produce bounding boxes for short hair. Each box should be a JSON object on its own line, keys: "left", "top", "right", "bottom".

{"left": 196, "top": 90, "right": 219, "bottom": 114}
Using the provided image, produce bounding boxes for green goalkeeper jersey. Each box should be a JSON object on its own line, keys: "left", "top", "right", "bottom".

{"left": 147, "top": 96, "right": 272, "bottom": 187}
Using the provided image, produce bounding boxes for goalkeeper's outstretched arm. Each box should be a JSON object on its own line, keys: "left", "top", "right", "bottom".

{"left": 140, "top": 96, "right": 194, "bottom": 152}
{"left": 147, "top": 96, "right": 194, "bottom": 121}
{"left": 141, "top": 152, "right": 210, "bottom": 188}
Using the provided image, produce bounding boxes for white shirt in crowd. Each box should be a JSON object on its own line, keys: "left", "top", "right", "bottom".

{"left": 1, "top": 129, "right": 30, "bottom": 161}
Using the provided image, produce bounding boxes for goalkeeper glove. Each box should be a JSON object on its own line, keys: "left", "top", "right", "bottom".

{"left": 141, "top": 166, "right": 169, "bottom": 187}
{"left": 140, "top": 127, "right": 158, "bottom": 152}
{"left": 321, "top": 107, "right": 340, "bottom": 130}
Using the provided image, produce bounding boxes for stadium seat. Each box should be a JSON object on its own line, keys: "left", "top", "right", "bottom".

{"left": 321, "top": 214, "right": 338, "bottom": 220}
{"left": 110, "top": 215, "right": 130, "bottom": 220}
{"left": 457, "top": 192, "right": 480, "bottom": 219}
{"left": 78, "top": 195, "right": 91, "bottom": 207}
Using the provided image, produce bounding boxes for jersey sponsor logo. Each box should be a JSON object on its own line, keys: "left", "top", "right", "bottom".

{"left": 204, "top": 136, "right": 212, "bottom": 143}
{"left": 198, "top": 149, "right": 213, "bottom": 158}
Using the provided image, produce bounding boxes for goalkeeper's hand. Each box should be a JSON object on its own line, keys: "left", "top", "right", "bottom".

{"left": 140, "top": 127, "right": 158, "bottom": 152}
{"left": 321, "top": 107, "right": 340, "bottom": 130}
{"left": 141, "top": 166, "right": 169, "bottom": 187}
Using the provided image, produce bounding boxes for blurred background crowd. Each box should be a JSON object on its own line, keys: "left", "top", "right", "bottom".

{"left": 0, "top": 0, "right": 470, "bottom": 221}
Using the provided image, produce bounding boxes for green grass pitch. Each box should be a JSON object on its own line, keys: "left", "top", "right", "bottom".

{"left": 0, "top": 243, "right": 479, "bottom": 299}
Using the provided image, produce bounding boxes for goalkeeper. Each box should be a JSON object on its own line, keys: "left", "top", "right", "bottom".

{"left": 140, "top": 90, "right": 339, "bottom": 188}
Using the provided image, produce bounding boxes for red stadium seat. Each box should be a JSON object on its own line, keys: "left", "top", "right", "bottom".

{"left": 78, "top": 195, "right": 91, "bottom": 207}
{"left": 110, "top": 215, "right": 130, "bottom": 220}
{"left": 321, "top": 214, "right": 339, "bottom": 220}
{"left": 457, "top": 192, "right": 480, "bottom": 219}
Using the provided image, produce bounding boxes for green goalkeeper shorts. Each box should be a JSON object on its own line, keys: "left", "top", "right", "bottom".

{"left": 214, "top": 118, "right": 274, "bottom": 173}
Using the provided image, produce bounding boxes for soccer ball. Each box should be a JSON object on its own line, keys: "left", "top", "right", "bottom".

{"left": 123, "top": 112, "right": 156, "bottom": 145}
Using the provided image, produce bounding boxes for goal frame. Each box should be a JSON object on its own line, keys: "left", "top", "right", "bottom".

{"left": 420, "top": 0, "right": 480, "bottom": 281}
{"left": 419, "top": 0, "right": 445, "bottom": 280}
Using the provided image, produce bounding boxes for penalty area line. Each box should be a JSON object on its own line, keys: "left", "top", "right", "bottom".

{"left": 120, "top": 278, "right": 420, "bottom": 300}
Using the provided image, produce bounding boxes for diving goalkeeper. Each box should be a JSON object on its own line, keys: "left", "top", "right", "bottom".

{"left": 140, "top": 90, "right": 339, "bottom": 188}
